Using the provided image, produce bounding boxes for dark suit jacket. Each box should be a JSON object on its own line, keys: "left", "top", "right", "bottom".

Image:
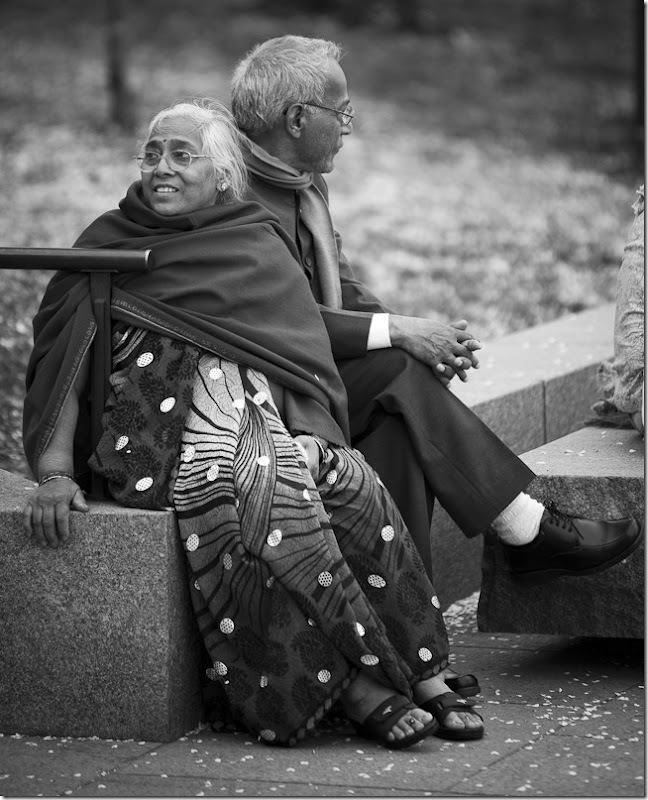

{"left": 245, "top": 172, "right": 391, "bottom": 360}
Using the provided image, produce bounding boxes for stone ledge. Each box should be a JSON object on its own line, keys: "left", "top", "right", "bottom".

{"left": 452, "top": 303, "right": 616, "bottom": 452}
{"left": 477, "top": 427, "right": 645, "bottom": 638}
{"left": 0, "top": 469, "right": 204, "bottom": 741}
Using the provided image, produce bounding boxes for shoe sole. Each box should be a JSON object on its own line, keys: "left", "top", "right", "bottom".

{"left": 434, "top": 725, "right": 484, "bottom": 741}
{"left": 354, "top": 717, "right": 439, "bottom": 750}
{"left": 510, "top": 519, "right": 644, "bottom": 586}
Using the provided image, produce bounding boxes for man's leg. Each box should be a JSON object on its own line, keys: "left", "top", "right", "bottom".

{"left": 337, "top": 349, "right": 643, "bottom": 586}
{"left": 337, "top": 349, "right": 533, "bottom": 539}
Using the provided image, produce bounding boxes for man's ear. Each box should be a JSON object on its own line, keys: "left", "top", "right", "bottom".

{"left": 284, "top": 103, "right": 304, "bottom": 139}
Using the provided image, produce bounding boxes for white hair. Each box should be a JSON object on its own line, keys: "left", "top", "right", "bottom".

{"left": 144, "top": 98, "right": 247, "bottom": 200}
{"left": 231, "top": 35, "right": 343, "bottom": 138}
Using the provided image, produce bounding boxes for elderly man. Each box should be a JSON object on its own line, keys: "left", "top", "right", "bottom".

{"left": 229, "top": 35, "right": 643, "bottom": 584}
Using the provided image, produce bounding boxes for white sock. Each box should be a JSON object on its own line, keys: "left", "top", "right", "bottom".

{"left": 491, "top": 492, "right": 546, "bottom": 546}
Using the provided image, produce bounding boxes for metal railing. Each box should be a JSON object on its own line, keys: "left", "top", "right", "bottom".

{"left": 0, "top": 247, "right": 154, "bottom": 498}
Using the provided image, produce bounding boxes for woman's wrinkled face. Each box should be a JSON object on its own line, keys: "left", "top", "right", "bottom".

{"left": 140, "top": 124, "right": 219, "bottom": 216}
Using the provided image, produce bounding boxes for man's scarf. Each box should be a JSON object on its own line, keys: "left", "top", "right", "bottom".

{"left": 241, "top": 137, "right": 343, "bottom": 309}
{"left": 23, "top": 183, "right": 349, "bottom": 474}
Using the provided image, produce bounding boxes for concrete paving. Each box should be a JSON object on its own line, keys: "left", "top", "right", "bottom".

{"left": 1, "top": 593, "right": 644, "bottom": 798}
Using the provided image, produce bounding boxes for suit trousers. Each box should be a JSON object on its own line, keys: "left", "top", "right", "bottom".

{"left": 336, "top": 349, "right": 535, "bottom": 578}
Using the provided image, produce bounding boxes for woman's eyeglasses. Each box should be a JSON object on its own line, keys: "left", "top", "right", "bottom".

{"left": 134, "top": 150, "right": 213, "bottom": 172}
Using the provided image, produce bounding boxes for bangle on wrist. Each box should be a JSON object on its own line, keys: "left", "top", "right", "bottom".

{"left": 311, "top": 436, "right": 329, "bottom": 463}
{"left": 39, "top": 473, "right": 76, "bottom": 486}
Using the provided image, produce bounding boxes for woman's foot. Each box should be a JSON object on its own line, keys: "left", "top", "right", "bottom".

{"left": 414, "top": 675, "right": 484, "bottom": 736}
{"left": 342, "top": 671, "right": 434, "bottom": 747}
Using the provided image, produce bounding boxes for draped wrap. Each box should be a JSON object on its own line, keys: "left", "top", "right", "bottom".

{"left": 23, "top": 182, "right": 349, "bottom": 476}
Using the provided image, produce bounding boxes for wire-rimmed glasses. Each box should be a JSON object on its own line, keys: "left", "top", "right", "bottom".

{"left": 134, "top": 150, "right": 213, "bottom": 172}
{"left": 299, "top": 102, "right": 354, "bottom": 125}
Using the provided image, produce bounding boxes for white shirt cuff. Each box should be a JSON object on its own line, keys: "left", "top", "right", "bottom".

{"left": 367, "top": 313, "right": 392, "bottom": 351}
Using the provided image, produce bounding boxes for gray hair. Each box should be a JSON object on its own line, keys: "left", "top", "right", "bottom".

{"left": 231, "top": 35, "right": 343, "bottom": 138}
{"left": 144, "top": 98, "right": 247, "bottom": 200}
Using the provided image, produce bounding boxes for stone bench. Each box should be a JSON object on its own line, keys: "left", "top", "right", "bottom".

{"left": 477, "top": 425, "right": 644, "bottom": 638}
{"left": 0, "top": 303, "right": 619, "bottom": 741}
{"left": 0, "top": 468, "right": 203, "bottom": 741}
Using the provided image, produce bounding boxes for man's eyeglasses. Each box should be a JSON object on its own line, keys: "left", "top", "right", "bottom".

{"left": 300, "top": 102, "right": 354, "bottom": 125}
{"left": 134, "top": 150, "right": 213, "bottom": 172}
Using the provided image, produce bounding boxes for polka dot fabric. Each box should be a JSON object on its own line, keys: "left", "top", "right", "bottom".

{"left": 89, "top": 327, "right": 200, "bottom": 509}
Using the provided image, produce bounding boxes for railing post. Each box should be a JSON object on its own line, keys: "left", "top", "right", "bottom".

{"left": 88, "top": 272, "right": 113, "bottom": 500}
{"left": 0, "top": 247, "right": 153, "bottom": 500}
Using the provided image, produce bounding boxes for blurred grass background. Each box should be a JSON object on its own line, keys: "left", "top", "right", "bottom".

{"left": 0, "top": 0, "right": 643, "bottom": 477}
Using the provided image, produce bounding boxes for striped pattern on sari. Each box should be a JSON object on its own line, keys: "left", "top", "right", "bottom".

{"left": 175, "top": 355, "right": 449, "bottom": 746}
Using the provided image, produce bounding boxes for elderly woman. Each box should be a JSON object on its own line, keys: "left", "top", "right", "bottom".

{"left": 22, "top": 99, "right": 484, "bottom": 748}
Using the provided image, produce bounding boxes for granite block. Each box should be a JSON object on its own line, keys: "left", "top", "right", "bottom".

{"left": 454, "top": 304, "right": 614, "bottom": 400}
{"left": 466, "top": 385, "right": 546, "bottom": 456}
{"left": 430, "top": 505, "right": 484, "bottom": 609}
{"left": 454, "top": 304, "right": 614, "bottom": 447}
{"left": 0, "top": 469, "right": 203, "bottom": 742}
{"left": 545, "top": 364, "right": 607, "bottom": 442}
{"left": 478, "top": 428, "right": 645, "bottom": 638}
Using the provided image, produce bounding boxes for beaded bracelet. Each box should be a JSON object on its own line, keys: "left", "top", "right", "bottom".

{"left": 38, "top": 473, "right": 76, "bottom": 486}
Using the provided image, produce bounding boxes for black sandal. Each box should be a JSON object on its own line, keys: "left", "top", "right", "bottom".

{"left": 445, "top": 673, "right": 481, "bottom": 698}
{"left": 420, "top": 692, "right": 484, "bottom": 741}
{"left": 352, "top": 694, "right": 439, "bottom": 750}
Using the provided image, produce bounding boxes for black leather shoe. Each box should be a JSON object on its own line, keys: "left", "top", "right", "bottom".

{"left": 503, "top": 505, "right": 644, "bottom": 586}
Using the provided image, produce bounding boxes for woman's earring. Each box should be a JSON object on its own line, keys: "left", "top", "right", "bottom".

{"left": 219, "top": 182, "right": 229, "bottom": 192}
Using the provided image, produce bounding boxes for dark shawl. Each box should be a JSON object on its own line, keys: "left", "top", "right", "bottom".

{"left": 23, "top": 182, "right": 350, "bottom": 475}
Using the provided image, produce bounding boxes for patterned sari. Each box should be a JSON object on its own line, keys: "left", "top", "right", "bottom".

{"left": 91, "top": 326, "right": 450, "bottom": 746}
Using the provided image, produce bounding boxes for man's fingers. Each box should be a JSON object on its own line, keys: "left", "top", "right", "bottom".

{"left": 434, "top": 364, "right": 452, "bottom": 388}
{"left": 436, "top": 363, "right": 456, "bottom": 378}
{"left": 450, "top": 319, "right": 468, "bottom": 330}
{"left": 455, "top": 330, "right": 481, "bottom": 347}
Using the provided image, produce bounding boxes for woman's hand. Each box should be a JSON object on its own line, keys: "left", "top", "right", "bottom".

{"left": 293, "top": 434, "right": 327, "bottom": 480}
{"left": 23, "top": 477, "right": 89, "bottom": 548}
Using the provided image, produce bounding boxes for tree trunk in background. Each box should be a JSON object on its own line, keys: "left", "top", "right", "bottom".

{"left": 635, "top": 0, "right": 644, "bottom": 128}
{"left": 106, "top": 0, "right": 136, "bottom": 130}
{"left": 394, "top": 0, "right": 423, "bottom": 31}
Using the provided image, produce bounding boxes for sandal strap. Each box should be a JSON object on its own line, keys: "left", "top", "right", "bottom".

{"left": 423, "top": 692, "right": 483, "bottom": 724}
{"left": 447, "top": 673, "right": 479, "bottom": 692}
{"left": 360, "top": 693, "right": 415, "bottom": 736}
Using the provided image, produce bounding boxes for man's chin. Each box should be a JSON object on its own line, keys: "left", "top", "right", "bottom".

{"left": 319, "top": 159, "right": 337, "bottom": 174}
